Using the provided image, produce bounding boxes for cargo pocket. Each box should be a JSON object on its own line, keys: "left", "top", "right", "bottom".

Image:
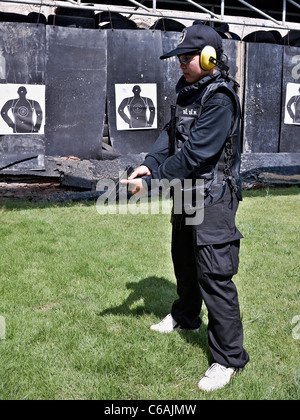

{"left": 210, "top": 240, "right": 240, "bottom": 277}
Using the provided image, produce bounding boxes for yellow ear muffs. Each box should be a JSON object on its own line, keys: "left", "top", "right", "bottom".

{"left": 200, "top": 45, "right": 217, "bottom": 71}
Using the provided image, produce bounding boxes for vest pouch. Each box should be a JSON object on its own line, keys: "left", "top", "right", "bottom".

{"left": 204, "top": 182, "right": 227, "bottom": 207}
{"left": 182, "top": 183, "right": 205, "bottom": 213}
{"left": 194, "top": 167, "right": 218, "bottom": 198}
{"left": 176, "top": 103, "right": 202, "bottom": 143}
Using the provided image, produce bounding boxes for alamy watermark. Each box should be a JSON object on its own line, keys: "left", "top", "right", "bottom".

{"left": 95, "top": 172, "right": 204, "bottom": 226}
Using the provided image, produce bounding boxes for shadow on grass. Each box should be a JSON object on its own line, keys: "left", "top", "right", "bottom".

{"left": 99, "top": 276, "right": 176, "bottom": 319}
{"left": 99, "top": 276, "right": 211, "bottom": 361}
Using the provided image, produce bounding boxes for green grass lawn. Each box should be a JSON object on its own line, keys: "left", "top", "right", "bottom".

{"left": 0, "top": 186, "right": 299, "bottom": 400}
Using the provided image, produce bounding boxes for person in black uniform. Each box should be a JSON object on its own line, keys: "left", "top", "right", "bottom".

{"left": 122, "top": 24, "right": 249, "bottom": 392}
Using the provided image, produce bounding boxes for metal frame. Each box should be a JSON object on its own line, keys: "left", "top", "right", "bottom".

{"left": 0, "top": 0, "right": 300, "bottom": 30}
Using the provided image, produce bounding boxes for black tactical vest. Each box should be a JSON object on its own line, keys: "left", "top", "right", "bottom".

{"left": 171, "top": 77, "right": 242, "bottom": 205}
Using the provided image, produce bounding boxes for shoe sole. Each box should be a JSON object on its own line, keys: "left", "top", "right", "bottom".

{"left": 150, "top": 327, "right": 199, "bottom": 333}
{"left": 149, "top": 326, "right": 174, "bottom": 333}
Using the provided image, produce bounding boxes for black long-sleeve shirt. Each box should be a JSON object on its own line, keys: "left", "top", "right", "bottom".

{"left": 142, "top": 71, "right": 243, "bottom": 245}
{"left": 143, "top": 72, "right": 235, "bottom": 185}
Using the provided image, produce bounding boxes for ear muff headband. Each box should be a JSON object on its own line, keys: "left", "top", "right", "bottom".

{"left": 200, "top": 45, "right": 217, "bottom": 71}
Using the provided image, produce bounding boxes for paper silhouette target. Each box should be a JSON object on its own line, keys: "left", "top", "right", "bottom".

{"left": 0, "top": 84, "right": 45, "bottom": 134}
{"left": 115, "top": 83, "right": 157, "bottom": 130}
{"left": 284, "top": 82, "right": 300, "bottom": 125}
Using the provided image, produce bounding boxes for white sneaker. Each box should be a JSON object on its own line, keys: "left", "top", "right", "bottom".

{"left": 150, "top": 314, "right": 199, "bottom": 333}
{"left": 197, "top": 363, "right": 240, "bottom": 392}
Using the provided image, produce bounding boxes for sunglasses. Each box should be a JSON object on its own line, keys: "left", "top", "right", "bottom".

{"left": 177, "top": 53, "right": 199, "bottom": 65}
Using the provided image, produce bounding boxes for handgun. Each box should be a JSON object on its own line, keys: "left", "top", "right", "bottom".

{"left": 106, "top": 165, "right": 134, "bottom": 201}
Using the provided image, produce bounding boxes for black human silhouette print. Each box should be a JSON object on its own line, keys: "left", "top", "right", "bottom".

{"left": 117, "top": 84, "right": 156, "bottom": 129}
{"left": 1, "top": 86, "right": 43, "bottom": 133}
{"left": 284, "top": 82, "right": 300, "bottom": 126}
{"left": 286, "top": 86, "right": 300, "bottom": 124}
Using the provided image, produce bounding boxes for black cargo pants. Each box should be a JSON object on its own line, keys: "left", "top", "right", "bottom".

{"left": 171, "top": 210, "right": 249, "bottom": 369}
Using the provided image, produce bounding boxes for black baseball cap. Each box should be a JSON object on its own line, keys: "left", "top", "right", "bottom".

{"left": 160, "top": 24, "right": 222, "bottom": 59}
